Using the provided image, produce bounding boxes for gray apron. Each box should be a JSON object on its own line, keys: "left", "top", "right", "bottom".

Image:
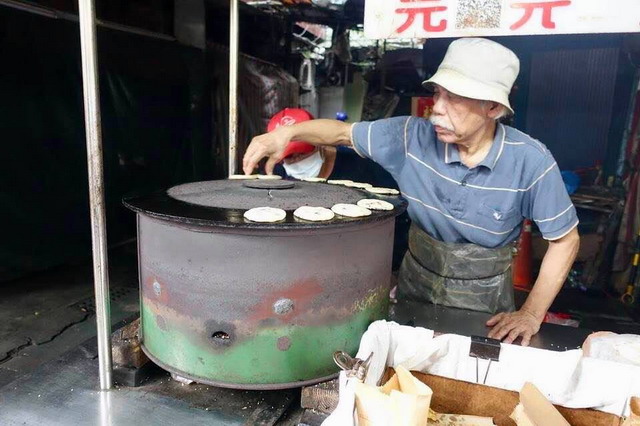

{"left": 397, "top": 224, "right": 515, "bottom": 314}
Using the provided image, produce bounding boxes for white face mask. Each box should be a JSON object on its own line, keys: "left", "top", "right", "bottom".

{"left": 282, "top": 150, "right": 323, "bottom": 179}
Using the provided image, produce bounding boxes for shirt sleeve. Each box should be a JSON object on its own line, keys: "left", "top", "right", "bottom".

{"left": 524, "top": 154, "right": 579, "bottom": 240}
{"left": 350, "top": 116, "right": 412, "bottom": 177}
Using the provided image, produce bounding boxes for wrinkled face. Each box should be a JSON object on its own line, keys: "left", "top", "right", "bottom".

{"left": 429, "top": 84, "right": 499, "bottom": 145}
{"left": 283, "top": 149, "right": 317, "bottom": 164}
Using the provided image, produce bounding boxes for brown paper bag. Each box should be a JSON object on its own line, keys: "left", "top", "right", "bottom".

{"left": 510, "top": 383, "right": 570, "bottom": 426}
{"left": 356, "top": 366, "right": 495, "bottom": 426}
{"left": 355, "top": 365, "right": 433, "bottom": 426}
{"left": 622, "top": 397, "right": 640, "bottom": 426}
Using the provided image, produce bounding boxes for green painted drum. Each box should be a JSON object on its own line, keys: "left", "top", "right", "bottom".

{"left": 126, "top": 180, "right": 404, "bottom": 389}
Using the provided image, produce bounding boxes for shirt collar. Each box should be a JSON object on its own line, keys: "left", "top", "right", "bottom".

{"left": 442, "top": 124, "right": 506, "bottom": 171}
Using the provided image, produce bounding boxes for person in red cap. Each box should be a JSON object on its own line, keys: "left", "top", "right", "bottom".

{"left": 268, "top": 108, "right": 332, "bottom": 179}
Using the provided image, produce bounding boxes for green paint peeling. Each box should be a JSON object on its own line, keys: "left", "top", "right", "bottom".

{"left": 141, "top": 295, "right": 387, "bottom": 385}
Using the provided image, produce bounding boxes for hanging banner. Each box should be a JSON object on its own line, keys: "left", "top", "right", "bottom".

{"left": 364, "top": 0, "right": 640, "bottom": 39}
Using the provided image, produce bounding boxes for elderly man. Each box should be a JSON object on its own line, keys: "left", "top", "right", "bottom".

{"left": 243, "top": 38, "right": 580, "bottom": 346}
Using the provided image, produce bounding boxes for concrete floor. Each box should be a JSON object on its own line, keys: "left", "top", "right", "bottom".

{"left": 0, "top": 244, "right": 140, "bottom": 388}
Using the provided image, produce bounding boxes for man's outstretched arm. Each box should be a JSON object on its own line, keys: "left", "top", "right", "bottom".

{"left": 242, "top": 119, "right": 352, "bottom": 175}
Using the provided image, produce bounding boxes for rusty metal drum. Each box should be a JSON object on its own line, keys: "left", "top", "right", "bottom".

{"left": 124, "top": 179, "right": 405, "bottom": 389}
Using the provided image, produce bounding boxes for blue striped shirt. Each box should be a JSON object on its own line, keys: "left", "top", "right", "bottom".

{"left": 351, "top": 117, "right": 579, "bottom": 248}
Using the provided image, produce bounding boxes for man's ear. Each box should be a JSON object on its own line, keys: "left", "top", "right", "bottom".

{"left": 486, "top": 102, "right": 505, "bottom": 120}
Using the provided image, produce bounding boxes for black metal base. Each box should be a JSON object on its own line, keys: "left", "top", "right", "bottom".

{"left": 112, "top": 361, "right": 160, "bottom": 387}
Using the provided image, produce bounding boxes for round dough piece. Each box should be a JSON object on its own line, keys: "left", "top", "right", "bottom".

{"left": 331, "top": 203, "right": 372, "bottom": 218}
{"left": 244, "top": 207, "right": 287, "bottom": 223}
{"left": 293, "top": 206, "right": 335, "bottom": 222}
{"left": 300, "top": 177, "right": 327, "bottom": 183}
{"left": 327, "top": 179, "right": 353, "bottom": 185}
{"left": 366, "top": 187, "right": 400, "bottom": 196}
{"left": 344, "top": 182, "right": 373, "bottom": 189}
{"left": 257, "top": 174, "right": 282, "bottom": 180}
{"left": 228, "top": 174, "right": 258, "bottom": 180}
{"left": 357, "top": 199, "right": 394, "bottom": 211}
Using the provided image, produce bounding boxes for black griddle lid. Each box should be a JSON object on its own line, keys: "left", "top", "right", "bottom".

{"left": 166, "top": 179, "right": 365, "bottom": 210}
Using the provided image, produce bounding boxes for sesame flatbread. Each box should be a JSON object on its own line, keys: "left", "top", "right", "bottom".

{"left": 366, "top": 187, "right": 400, "bottom": 196}
{"left": 331, "top": 203, "right": 372, "bottom": 218}
{"left": 293, "top": 206, "right": 335, "bottom": 222}
{"left": 228, "top": 174, "right": 258, "bottom": 180}
{"left": 244, "top": 207, "right": 287, "bottom": 223}
{"left": 357, "top": 199, "right": 394, "bottom": 211}
{"left": 344, "top": 182, "right": 373, "bottom": 189}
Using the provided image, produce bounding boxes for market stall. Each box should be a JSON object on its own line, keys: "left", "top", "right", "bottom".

{"left": 1, "top": 0, "right": 640, "bottom": 425}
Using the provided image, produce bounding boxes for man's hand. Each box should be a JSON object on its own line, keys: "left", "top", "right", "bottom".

{"left": 486, "top": 309, "right": 541, "bottom": 346}
{"left": 242, "top": 127, "right": 291, "bottom": 175}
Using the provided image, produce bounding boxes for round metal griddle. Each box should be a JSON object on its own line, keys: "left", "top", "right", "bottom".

{"left": 124, "top": 178, "right": 405, "bottom": 389}
{"left": 124, "top": 179, "right": 406, "bottom": 229}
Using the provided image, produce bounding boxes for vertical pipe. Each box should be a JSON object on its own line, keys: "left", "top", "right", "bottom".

{"left": 228, "top": 0, "right": 239, "bottom": 176}
{"left": 78, "top": 0, "right": 112, "bottom": 390}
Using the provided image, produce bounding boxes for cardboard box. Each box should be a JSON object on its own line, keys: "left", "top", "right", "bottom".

{"left": 411, "top": 372, "right": 621, "bottom": 426}
{"left": 303, "top": 370, "right": 624, "bottom": 425}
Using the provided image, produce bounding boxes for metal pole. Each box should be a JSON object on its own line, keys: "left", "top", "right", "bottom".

{"left": 78, "top": 0, "right": 112, "bottom": 390}
{"left": 228, "top": 0, "right": 239, "bottom": 176}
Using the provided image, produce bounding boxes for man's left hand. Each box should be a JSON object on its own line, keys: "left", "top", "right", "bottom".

{"left": 486, "top": 310, "right": 541, "bottom": 346}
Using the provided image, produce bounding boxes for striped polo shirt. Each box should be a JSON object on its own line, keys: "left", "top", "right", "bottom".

{"left": 351, "top": 116, "right": 578, "bottom": 248}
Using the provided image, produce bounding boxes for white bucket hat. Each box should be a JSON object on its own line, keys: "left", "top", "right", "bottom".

{"left": 423, "top": 38, "right": 520, "bottom": 115}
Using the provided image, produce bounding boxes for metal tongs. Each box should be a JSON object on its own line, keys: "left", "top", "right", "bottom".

{"left": 333, "top": 351, "right": 373, "bottom": 382}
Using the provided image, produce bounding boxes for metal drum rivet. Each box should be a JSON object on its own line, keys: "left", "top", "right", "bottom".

{"left": 153, "top": 280, "right": 162, "bottom": 296}
{"left": 277, "top": 336, "right": 291, "bottom": 351}
{"left": 273, "top": 298, "right": 294, "bottom": 315}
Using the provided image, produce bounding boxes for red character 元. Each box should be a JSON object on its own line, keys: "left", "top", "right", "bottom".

{"left": 395, "top": 0, "right": 448, "bottom": 34}
{"left": 510, "top": 1, "right": 572, "bottom": 30}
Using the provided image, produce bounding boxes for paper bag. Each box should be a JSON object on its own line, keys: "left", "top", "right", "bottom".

{"left": 622, "top": 397, "right": 640, "bottom": 426}
{"left": 510, "top": 383, "right": 570, "bottom": 426}
{"left": 355, "top": 365, "right": 433, "bottom": 426}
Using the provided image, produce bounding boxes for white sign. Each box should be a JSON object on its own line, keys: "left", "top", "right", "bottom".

{"left": 364, "top": 0, "right": 640, "bottom": 39}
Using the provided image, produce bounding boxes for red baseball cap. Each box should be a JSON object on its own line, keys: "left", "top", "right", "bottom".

{"left": 267, "top": 108, "right": 315, "bottom": 158}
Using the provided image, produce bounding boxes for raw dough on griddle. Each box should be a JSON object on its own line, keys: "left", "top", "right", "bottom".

{"left": 366, "top": 187, "right": 400, "bottom": 195}
{"left": 331, "top": 203, "right": 372, "bottom": 218}
{"left": 327, "top": 179, "right": 353, "bottom": 185}
{"left": 244, "top": 207, "right": 287, "bottom": 223}
{"left": 228, "top": 174, "right": 258, "bottom": 180}
{"left": 357, "top": 199, "right": 394, "bottom": 211}
{"left": 300, "top": 177, "right": 327, "bottom": 182}
{"left": 293, "top": 206, "right": 335, "bottom": 222}
{"left": 257, "top": 174, "right": 282, "bottom": 180}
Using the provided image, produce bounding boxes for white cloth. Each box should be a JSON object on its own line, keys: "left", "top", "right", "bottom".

{"left": 585, "top": 333, "right": 640, "bottom": 366}
{"left": 323, "top": 321, "right": 640, "bottom": 425}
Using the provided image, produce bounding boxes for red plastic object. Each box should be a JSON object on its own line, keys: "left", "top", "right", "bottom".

{"left": 513, "top": 219, "right": 533, "bottom": 290}
{"left": 267, "top": 108, "right": 316, "bottom": 158}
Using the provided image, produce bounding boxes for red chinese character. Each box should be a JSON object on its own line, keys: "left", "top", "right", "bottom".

{"left": 396, "top": 0, "right": 447, "bottom": 34}
{"left": 510, "top": 1, "right": 571, "bottom": 31}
